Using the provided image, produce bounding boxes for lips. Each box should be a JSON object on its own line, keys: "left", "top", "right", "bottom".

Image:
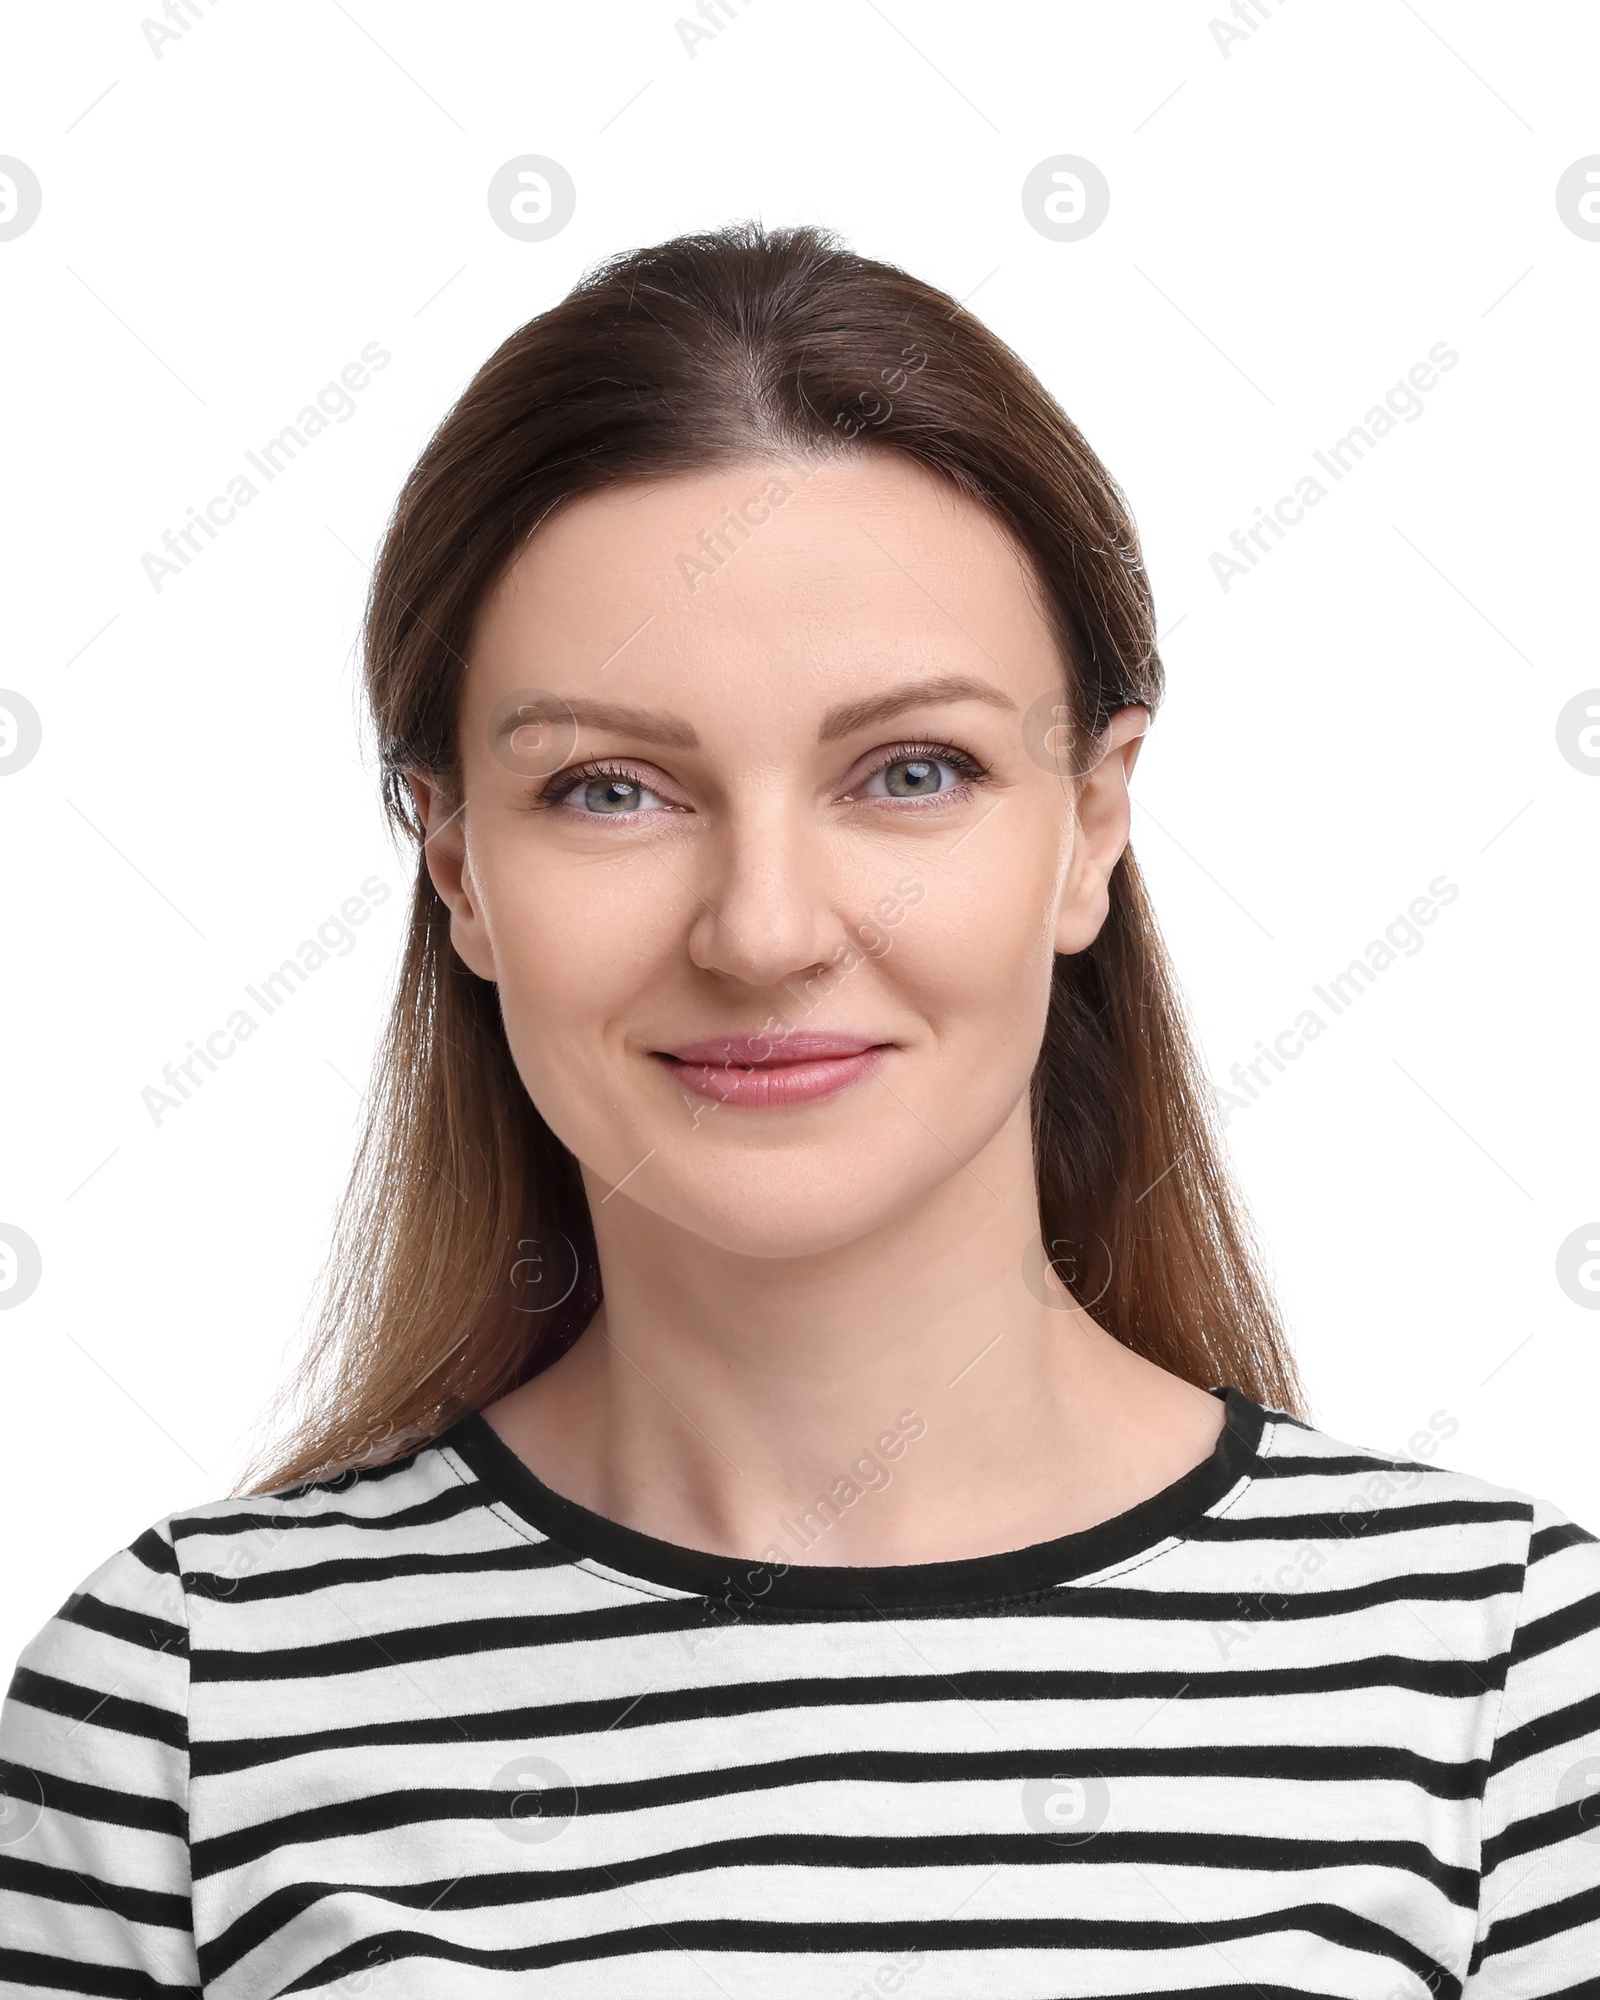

{"left": 656, "top": 1031, "right": 891, "bottom": 1108}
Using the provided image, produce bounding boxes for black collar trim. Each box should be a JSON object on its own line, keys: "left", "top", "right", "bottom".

{"left": 439, "top": 1384, "right": 1267, "bottom": 1613}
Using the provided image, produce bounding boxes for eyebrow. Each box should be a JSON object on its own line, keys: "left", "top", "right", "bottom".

{"left": 490, "top": 697, "right": 700, "bottom": 749}
{"left": 491, "top": 672, "right": 1018, "bottom": 754}
{"left": 817, "top": 674, "right": 1019, "bottom": 742}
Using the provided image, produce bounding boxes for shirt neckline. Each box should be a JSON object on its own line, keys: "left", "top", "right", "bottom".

{"left": 438, "top": 1383, "right": 1266, "bottom": 1613}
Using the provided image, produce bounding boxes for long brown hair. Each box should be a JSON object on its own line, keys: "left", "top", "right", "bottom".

{"left": 239, "top": 221, "right": 1304, "bottom": 1495}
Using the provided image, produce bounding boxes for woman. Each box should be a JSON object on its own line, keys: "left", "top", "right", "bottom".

{"left": 3, "top": 222, "right": 1597, "bottom": 1998}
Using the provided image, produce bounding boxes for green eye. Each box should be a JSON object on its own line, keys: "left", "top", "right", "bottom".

{"left": 869, "top": 756, "right": 954, "bottom": 798}
{"left": 555, "top": 773, "right": 667, "bottom": 815}
{"left": 582, "top": 778, "right": 647, "bottom": 813}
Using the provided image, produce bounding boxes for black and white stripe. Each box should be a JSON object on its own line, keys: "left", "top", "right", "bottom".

{"left": 4, "top": 1387, "right": 1599, "bottom": 1998}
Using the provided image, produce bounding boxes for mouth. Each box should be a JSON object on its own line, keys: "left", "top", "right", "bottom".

{"left": 654, "top": 1031, "right": 892, "bottom": 1109}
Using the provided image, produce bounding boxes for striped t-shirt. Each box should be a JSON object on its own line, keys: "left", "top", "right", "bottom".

{"left": 4, "top": 1385, "right": 1600, "bottom": 1998}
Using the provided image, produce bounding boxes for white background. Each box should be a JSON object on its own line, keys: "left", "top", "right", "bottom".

{"left": 1, "top": 0, "right": 1596, "bottom": 1669}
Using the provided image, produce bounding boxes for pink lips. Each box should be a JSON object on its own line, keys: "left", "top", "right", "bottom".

{"left": 656, "top": 1032, "right": 890, "bottom": 1108}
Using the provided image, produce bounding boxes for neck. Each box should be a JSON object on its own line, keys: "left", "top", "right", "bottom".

{"left": 483, "top": 1104, "right": 1225, "bottom": 1564}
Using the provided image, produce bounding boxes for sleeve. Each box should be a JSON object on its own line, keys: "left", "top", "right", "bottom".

{"left": 1465, "top": 1496, "right": 1600, "bottom": 1998}
{"left": 0, "top": 1523, "right": 199, "bottom": 1996}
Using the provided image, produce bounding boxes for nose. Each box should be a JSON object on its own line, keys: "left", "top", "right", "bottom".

{"left": 685, "top": 804, "right": 845, "bottom": 991}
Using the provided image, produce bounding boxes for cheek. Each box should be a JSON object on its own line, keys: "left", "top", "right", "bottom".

{"left": 883, "top": 847, "right": 1062, "bottom": 1035}
{"left": 477, "top": 845, "right": 678, "bottom": 1123}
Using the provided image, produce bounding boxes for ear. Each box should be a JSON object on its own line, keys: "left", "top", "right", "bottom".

{"left": 1053, "top": 706, "right": 1149, "bottom": 956}
{"left": 405, "top": 770, "right": 498, "bottom": 982}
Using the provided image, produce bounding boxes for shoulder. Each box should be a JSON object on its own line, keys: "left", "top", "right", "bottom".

{"left": 7, "top": 1518, "right": 191, "bottom": 1732}
{"left": 160, "top": 1426, "right": 492, "bottom": 1590}
{"left": 4, "top": 1429, "right": 495, "bottom": 1689}
{"left": 1240, "top": 1395, "right": 1600, "bottom": 1603}
{"left": 1254, "top": 1398, "right": 1558, "bottom": 1512}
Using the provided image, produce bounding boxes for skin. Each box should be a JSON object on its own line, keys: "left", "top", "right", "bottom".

{"left": 409, "top": 449, "right": 1224, "bottom": 1566}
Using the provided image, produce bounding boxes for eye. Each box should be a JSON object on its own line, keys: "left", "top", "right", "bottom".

{"left": 858, "top": 750, "right": 977, "bottom": 800}
{"left": 550, "top": 769, "right": 670, "bottom": 816}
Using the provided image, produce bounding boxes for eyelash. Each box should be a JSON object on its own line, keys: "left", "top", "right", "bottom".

{"left": 530, "top": 759, "right": 663, "bottom": 812}
{"left": 856, "top": 741, "right": 989, "bottom": 799}
{"left": 532, "top": 741, "right": 992, "bottom": 815}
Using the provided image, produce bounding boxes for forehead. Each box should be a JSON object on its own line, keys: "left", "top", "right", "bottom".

{"left": 466, "top": 453, "right": 1065, "bottom": 728}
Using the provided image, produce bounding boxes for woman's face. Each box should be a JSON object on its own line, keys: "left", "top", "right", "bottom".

{"left": 415, "top": 451, "right": 1144, "bottom": 1259}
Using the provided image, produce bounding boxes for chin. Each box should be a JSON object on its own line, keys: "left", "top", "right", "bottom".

{"left": 591, "top": 1145, "right": 948, "bottom": 1263}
